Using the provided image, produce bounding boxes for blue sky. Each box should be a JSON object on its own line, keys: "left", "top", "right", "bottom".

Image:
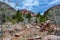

{"left": 0, "top": 0, "right": 60, "bottom": 15}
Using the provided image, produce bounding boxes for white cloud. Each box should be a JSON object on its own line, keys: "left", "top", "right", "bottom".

{"left": 0, "top": 0, "right": 3, "bottom": 1}
{"left": 21, "top": 0, "right": 39, "bottom": 10}
{"left": 49, "top": 0, "right": 60, "bottom": 5}
{"left": 23, "top": 0, "right": 39, "bottom": 6}
{"left": 39, "top": 0, "right": 50, "bottom": 4}
{"left": 22, "top": 6, "right": 33, "bottom": 10}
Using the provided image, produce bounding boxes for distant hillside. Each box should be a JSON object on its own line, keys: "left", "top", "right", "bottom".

{"left": 19, "top": 9, "right": 37, "bottom": 17}
{"left": 0, "top": 2, "right": 16, "bottom": 24}
{"left": 44, "top": 5, "right": 60, "bottom": 27}
{"left": 0, "top": 2, "right": 16, "bottom": 15}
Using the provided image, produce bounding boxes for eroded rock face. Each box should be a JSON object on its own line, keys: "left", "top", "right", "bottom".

{"left": 44, "top": 5, "right": 60, "bottom": 27}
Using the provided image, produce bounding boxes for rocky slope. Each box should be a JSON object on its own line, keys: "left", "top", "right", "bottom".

{"left": 0, "top": 2, "right": 16, "bottom": 24}
{"left": 0, "top": 2, "right": 16, "bottom": 15}
{"left": 44, "top": 5, "right": 60, "bottom": 27}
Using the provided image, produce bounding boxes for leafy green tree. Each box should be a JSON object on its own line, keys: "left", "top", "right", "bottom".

{"left": 9, "top": 17, "right": 16, "bottom": 25}
{"left": 2, "top": 14, "right": 6, "bottom": 23}
{"left": 39, "top": 15, "right": 46, "bottom": 22}
{"left": 35, "top": 12, "right": 47, "bottom": 23}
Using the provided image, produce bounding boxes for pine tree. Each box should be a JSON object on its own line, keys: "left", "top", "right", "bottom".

{"left": 25, "top": 13, "right": 31, "bottom": 23}
{"left": 2, "top": 14, "right": 6, "bottom": 23}
{"left": 36, "top": 12, "right": 40, "bottom": 23}
{"left": 12, "top": 9, "right": 24, "bottom": 23}
{"left": 36, "top": 12, "right": 40, "bottom": 18}
{"left": 28, "top": 13, "right": 31, "bottom": 21}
